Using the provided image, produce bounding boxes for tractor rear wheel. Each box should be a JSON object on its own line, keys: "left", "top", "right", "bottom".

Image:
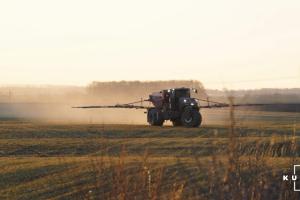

{"left": 181, "top": 107, "right": 202, "bottom": 127}
{"left": 147, "top": 108, "right": 164, "bottom": 126}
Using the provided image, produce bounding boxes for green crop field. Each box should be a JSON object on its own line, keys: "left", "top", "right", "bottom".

{"left": 0, "top": 115, "right": 299, "bottom": 199}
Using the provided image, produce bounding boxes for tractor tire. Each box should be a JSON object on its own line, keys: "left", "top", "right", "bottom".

{"left": 147, "top": 108, "right": 164, "bottom": 126}
{"left": 181, "top": 107, "right": 202, "bottom": 128}
{"left": 172, "top": 119, "right": 182, "bottom": 127}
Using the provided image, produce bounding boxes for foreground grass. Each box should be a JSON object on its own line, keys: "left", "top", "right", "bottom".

{"left": 0, "top": 120, "right": 299, "bottom": 199}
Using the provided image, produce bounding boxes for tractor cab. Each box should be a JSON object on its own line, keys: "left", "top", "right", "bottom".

{"left": 171, "top": 88, "right": 191, "bottom": 98}
{"left": 162, "top": 88, "right": 198, "bottom": 111}
{"left": 162, "top": 88, "right": 190, "bottom": 99}
{"left": 169, "top": 88, "right": 190, "bottom": 110}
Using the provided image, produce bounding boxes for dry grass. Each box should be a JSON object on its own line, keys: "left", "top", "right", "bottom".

{"left": 0, "top": 111, "right": 299, "bottom": 199}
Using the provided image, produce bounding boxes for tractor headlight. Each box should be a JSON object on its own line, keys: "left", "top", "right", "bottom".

{"left": 184, "top": 99, "right": 187, "bottom": 103}
{"left": 191, "top": 103, "right": 194, "bottom": 106}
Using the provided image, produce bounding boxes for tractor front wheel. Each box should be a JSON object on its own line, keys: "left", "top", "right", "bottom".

{"left": 147, "top": 108, "right": 164, "bottom": 126}
{"left": 181, "top": 107, "right": 202, "bottom": 127}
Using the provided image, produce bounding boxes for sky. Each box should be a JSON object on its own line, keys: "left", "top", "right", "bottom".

{"left": 0, "top": 0, "right": 300, "bottom": 89}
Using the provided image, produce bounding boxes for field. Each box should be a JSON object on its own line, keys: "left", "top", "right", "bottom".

{"left": 0, "top": 110, "right": 300, "bottom": 200}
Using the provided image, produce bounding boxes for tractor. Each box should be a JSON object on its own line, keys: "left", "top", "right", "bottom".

{"left": 73, "top": 87, "right": 283, "bottom": 128}
{"left": 147, "top": 88, "right": 201, "bottom": 127}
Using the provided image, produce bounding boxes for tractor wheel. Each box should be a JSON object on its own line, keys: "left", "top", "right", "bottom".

{"left": 181, "top": 107, "right": 202, "bottom": 128}
{"left": 147, "top": 108, "right": 164, "bottom": 126}
{"left": 172, "top": 119, "right": 182, "bottom": 127}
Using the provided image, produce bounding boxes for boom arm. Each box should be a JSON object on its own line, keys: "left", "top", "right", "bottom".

{"left": 73, "top": 99, "right": 151, "bottom": 109}
{"left": 73, "top": 98, "right": 298, "bottom": 110}
{"left": 73, "top": 104, "right": 150, "bottom": 109}
{"left": 196, "top": 98, "right": 299, "bottom": 109}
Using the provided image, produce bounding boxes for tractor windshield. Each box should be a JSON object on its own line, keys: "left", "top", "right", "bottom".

{"left": 175, "top": 89, "right": 190, "bottom": 98}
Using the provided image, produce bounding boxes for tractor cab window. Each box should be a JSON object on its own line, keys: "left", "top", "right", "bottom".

{"left": 175, "top": 89, "right": 190, "bottom": 98}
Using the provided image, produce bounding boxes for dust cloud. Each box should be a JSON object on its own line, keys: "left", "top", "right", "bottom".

{"left": 0, "top": 80, "right": 207, "bottom": 124}
{"left": 1, "top": 81, "right": 299, "bottom": 125}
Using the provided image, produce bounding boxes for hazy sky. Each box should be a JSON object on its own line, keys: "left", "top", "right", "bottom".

{"left": 1, "top": 0, "right": 300, "bottom": 89}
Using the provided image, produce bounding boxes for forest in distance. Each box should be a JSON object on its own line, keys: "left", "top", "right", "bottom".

{"left": 0, "top": 80, "right": 300, "bottom": 104}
